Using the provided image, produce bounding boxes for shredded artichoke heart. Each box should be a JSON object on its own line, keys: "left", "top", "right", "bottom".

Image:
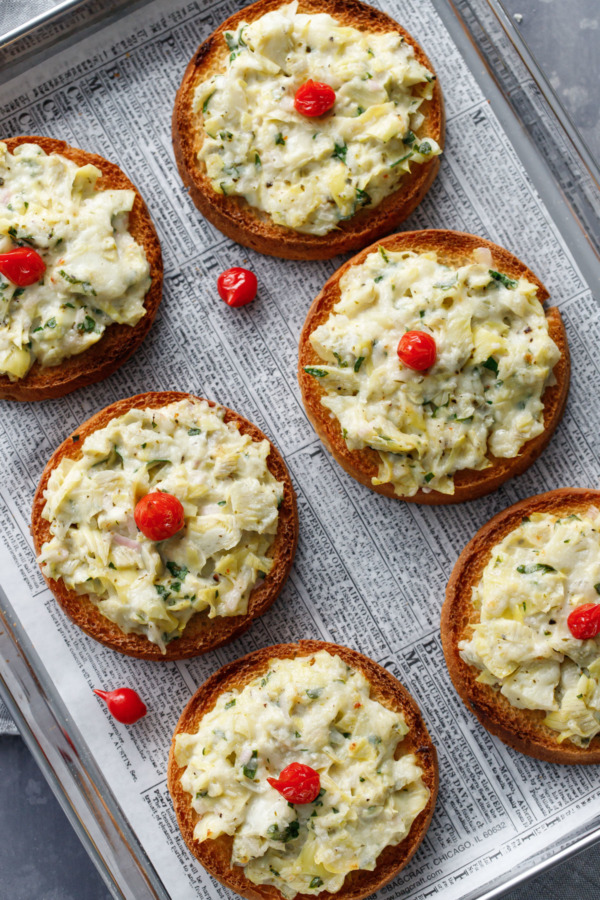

{"left": 0, "top": 142, "right": 150, "bottom": 380}
{"left": 459, "top": 509, "right": 600, "bottom": 746}
{"left": 175, "top": 651, "right": 429, "bottom": 898}
{"left": 193, "top": 1, "right": 440, "bottom": 235}
{"left": 38, "top": 400, "right": 284, "bottom": 652}
{"left": 307, "top": 248, "right": 560, "bottom": 496}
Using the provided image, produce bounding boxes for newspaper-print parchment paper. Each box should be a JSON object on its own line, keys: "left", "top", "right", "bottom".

{"left": 0, "top": 1, "right": 599, "bottom": 897}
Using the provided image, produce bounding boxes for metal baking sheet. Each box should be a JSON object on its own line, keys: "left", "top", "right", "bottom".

{"left": 0, "top": 1, "right": 599, "bottom": 898}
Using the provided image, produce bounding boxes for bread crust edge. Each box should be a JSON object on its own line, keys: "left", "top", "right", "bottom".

{"left": 31, "top": 391, "right": 298, "bottom": 660}
{"left": 0, "top": 136, "right": 164, "bottom": 401}
{"left": 441, "top": 488, "right": 600, "bottom": 764}
{"left": 297, "top": 229, "right": 570, "bottom": 505}
{"left": 167, "top": 640, "right": 439, "bottom": 900}
{"left": 171, "top": 0, "right": 445, "bottom": 260}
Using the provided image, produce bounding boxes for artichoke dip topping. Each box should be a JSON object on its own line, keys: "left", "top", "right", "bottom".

{"left": 460, "top": 510, "right": 600, "bottom": 746}
{"left": 0, "top": 142, "right": 150, "bottom": 380}
{"left": 38, "top": 400, "right": 284, "bottom": 652}
{"left": 306, "top": 247, "right": 560, "bottom": 496}
{"left": 194, "top": 1, "right": 440, "bottom": 235}
{"left": 175, "top": 651, "right": 429, "bottom": 897}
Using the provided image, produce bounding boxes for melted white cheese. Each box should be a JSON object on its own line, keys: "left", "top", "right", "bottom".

{"left": 175, "top": 651, "right": 429, "bottom": 898}
{"left": 459, "top": 509, "right": 600, "bottom": 746}
{"left": 38, "top": 399, "right": 284, "bottom": 652}
{"left": 193, "top": 1, "right": 440, "bottom": 235}
{"left": 306, "top": 247, "right": 560, "bottom": 496}
{"left": 0, "top": 142, "right": 150, "bottom": 380}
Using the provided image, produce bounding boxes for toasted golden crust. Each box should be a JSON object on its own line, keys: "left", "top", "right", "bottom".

{"left": 298, "top": 229, "right": 570, "bottom": 504}
{"left": 168, "top": 640, "right": 438, "bottom": 900}
{"left": 31, "top": 391, "right": 298, "bottom": 660}
{"left": 172, "top": 0, "right": 444, "bottom": 260}
{"left": 0, "top": 136, "right": 163, "bottom": 401}
{"left": 442, "top": 488, "right": 600, "bottom": 764}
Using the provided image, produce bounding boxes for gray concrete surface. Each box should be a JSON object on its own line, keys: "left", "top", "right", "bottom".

{"left": 1, "top": 0, "right": 599, "bottom": 898}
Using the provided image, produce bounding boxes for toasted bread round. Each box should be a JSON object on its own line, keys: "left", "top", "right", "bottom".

{"left": 298, "top": 229, "right": 570, "bottom": 504}
{"left": 168, "top": 640, "right": 438, "bottom": 899}
{"left": 172, "top": 0, "right": 444, "bottom": 260}
{"left": 0, "top": 136, "right": 163, "bottom": 401}
{"left": 31, "top": 391, "right": 298, "bottom": 660}
{"left": 442, "top": 488, "right": 600, "bottom": 764}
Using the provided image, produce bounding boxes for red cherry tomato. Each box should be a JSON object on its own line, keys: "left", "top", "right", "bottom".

{"left": 134, "top": 492, "right": 185, "bottom": 541}
{"left": 0, "top": 247, "right": 46, "bottom": 286}
{"left": 217, "top": 267, "right": 258, "bottom": 308}
{"left": 294, "top": 80, "right": 336, "bottom": 117}
{"left": 267, "top": 763, "right": 321, "bottom": 804}
{"left": 93, "top": 687, "right": 147, "bottom": 724}
{"left": 567, "top": 604, "right": 600, "bottom": 640}
{"left": 397, "top": 331, "right": 437, "bottom": 371}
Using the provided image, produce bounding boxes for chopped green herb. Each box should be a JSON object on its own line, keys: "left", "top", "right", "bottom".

{"left": 108, "top": 562, "right": 116, "bottom": 570}
{"left": 59, "top": 270, "right": 97, "bottom": 295}
{"left": 333, "top": 351, "right": 348, "bottom": 368}
{"left": 354, "top": 356, "right": 365, "bottom": 373}
{"left": 418, "top": 141, "right": 432, "bottom": 155}
{"left": 517, "top": 563, "right": 557, "bottom": 574}
{"left": 224, "top": 32, "right": 237, "bottom": 51}
{"left": 196, "top": 790, "right": 208, "bottom": 798}
{"left": 45, "top": 317, "right": 56, "bottom": 329}
{"left": 254, "top": 152, "right": 261, "bottom": 167}
{"left": 482, "top": 356, "right": 499, "bottom": 375}
{"left": 304, "top": 367, "right": 328, "bottom": 378}
{"left": 275, "top": 132, "right": 286, "bottom": 145}
{"left": 306, "top": 687, "right": 323, "bottom": 700}
{"left": 267, "top": 820, "right": 300, "bottom": 842}
{"left": 225, "top": 699, "right": 236, "bottom": 709}
{"left": 310, "top": 878, "right": 323, "bottom": 889}
{"left": 332, "top": 142, "right": 348, "bottom": 163}
{"left": 187, "top": 427, "right": 202, "bottom": 436}
{"left": 202, "top": 92, "right": 214, "bottom": 115}
{"left": 378, "top": 246, "right": 389, "bottom": 263}
{"left": 390, "top": 151, "right": 413, "bottom": 167}
{"left": 359, "top": 777, "right": 365, "bottom": 782}
{"left": 354, "top": 106, "right": 365, "bottom": 117}
{"left": 424, "top": 473, "right": 434, "bottom": 483}
{"left": 78, "top": 315, "right": 96, "bottom": 333}
{"left": 270, "top": 866, "right": 281, "bottom": 878}
{"left": 342, "top": 731, "right": 351, "bottom": 738}
{"left": 403, "top": 130, "right": 416, "bottom": 145}
{"left": 489, "top": 269, "right": 517, "bottom": 290}
{"left": 243, "top": 750, "right": 258, "bottom": 780}
{"left": 13, "top": 287, "right": 25, "bottom": 300}
{"left": 374, "top": 274, "right": 384, "bottom": 283}
{"left": 166, "top": 561, "right": 188, "bottom": 580}
{"left": 594, "top": 584, "right": 600, "bottom": 595}
{"left": 218, "top": 500, "right": 227, "bottom": 506}
{"left": 219, "top": 130, "right": 233, "bottom": 141}
{"left": 355, "top": 187, "right": 371, "bottom": 205}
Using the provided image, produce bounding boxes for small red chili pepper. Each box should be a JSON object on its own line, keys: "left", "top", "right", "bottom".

{"left": 567, "top": 604, "right": 600, "bottom": 640}
{"left": 217, "top": 267, "right": 258, "bottom": 308}
{"left": 397, "top": 331, "right": 437, "bottom": 371}
{"left": 267, "top": 762, "right": 321, "bottom": 804}
{"left": 134, "top": 492, "right": 185, "bottom": 541}
{"left": 93, "top": 687, "right": 147, "bottom": 724}
{"left": 294, "top": 80, "right": 336, "bottom": 117}
{"left": 0, "top": 247, "right": 46, "bottom": 286}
